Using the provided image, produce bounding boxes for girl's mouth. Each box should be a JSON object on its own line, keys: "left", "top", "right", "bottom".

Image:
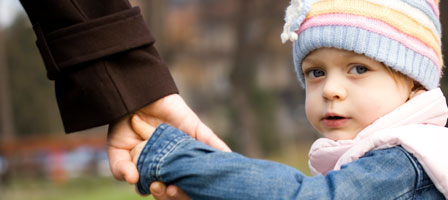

{"left": 322, "top": 114, "right": 349, "bottom": 128}
{"left": 326, "top": 116, "right": 345, "bottom": 120}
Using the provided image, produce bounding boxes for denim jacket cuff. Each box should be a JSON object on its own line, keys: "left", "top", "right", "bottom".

{"left": 136, "top": 123, "right": 193, "bottom": 195}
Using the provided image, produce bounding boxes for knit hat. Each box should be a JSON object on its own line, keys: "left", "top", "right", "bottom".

{"left": 281, "top": 0, "right": 443, "bottom": 90}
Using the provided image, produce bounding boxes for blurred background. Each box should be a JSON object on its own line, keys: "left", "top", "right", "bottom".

{"left": 0, "top": 0, "right": 447, "bottom": 199}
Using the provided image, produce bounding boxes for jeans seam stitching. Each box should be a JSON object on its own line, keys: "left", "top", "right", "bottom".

{"left": 155, "top": 135, "right": 191, "bottom": 180}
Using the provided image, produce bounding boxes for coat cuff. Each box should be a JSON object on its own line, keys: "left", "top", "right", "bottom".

{"left": 33, "top": 7, "right": 153, "bottom": 80}
{"left": 55, "top": 42, "right": 178, "bottom": 133}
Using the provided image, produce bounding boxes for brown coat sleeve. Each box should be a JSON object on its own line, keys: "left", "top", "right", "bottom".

{"left": 19, "top": 0, "right": 178, "bottom": 133}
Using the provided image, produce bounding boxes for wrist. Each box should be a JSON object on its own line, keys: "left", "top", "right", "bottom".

{"left": 136, "top": 124, "right": 193, "bottom": 195}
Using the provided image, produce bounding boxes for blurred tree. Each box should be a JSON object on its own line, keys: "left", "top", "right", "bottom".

{"left": 139, "top": 0, "right": 167, "bottom": 54}
{"left": 136, "top": 0, "right": 299, "bottom": 156}
{"left": 0, "top": 26, "right": 15, "bottom": 140}
{"left": 228, "top": 0, "right": 263, "bottom": 157}
{"left": 4, "top": 15, "right": 62, "bottom": 135}
{"left": 228, "top": 1, "right": 289, "bottom": 157}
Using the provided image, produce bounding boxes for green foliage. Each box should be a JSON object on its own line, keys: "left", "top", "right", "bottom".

{"left": 3, "top": 176, "right": 151, "bottom": 200}
{"left": 249, "top": 86, "right": 279, "bottom": 155}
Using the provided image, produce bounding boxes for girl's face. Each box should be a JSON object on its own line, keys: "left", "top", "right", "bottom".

{"left": 303, "top": 48, "right": 413, "bottom": 141}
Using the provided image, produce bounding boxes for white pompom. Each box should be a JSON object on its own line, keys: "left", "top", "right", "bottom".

{"left": 290, "top": 32, "right": 298, "bottom": 41}
{"left": 281, "top": 32, "right": 289, "bottom": 44}
{"left": 280, "top": 0, "right": 305, "bottom": 43}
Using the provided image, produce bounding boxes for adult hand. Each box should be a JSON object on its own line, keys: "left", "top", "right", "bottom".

{"left": 135, "top": 94, "right": 230, "bottom": 151}
{"left": 107, "top": 114, "right": 141, "bottom": 184}
{"left": 107, "top": 94, "right": 231, "bottom": 185}
{"left": 133, "top": 94, "right": 230, "bottom": 200}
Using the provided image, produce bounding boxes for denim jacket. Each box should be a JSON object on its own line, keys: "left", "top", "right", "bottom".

{"left": 308, "top": 88, "right": 448, "bottom": 198}
{"left": 136, "top": 124, "right": 444, "bottom": 199}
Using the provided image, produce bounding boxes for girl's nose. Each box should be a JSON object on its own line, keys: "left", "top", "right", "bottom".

{"left": 322, "top": 77, "right": 347, "bottom": 101}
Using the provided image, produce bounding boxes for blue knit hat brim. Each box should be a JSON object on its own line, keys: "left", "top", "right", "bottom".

{"left": 294, "top": 26, "right": 440, "bottom": 90}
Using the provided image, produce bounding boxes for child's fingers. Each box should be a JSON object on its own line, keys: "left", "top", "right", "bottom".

{"left": 167, "top": 185, "right": 191, "bottom": 200}
{"left": 131, "top": 141, "right": 148, "bottom": 164}
{"left": 131, "top": 114, "right": 156, "bottom": 140}
{"left": 150, "top": 182, "right": 170, "bottom": 200}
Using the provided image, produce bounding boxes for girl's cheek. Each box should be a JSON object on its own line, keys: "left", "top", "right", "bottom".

{"left": 305, "top": 97, "right": 321, "bottom": 128}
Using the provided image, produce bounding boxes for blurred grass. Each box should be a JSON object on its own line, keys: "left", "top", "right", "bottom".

{"left": 2, "top": 176, "right": 153, "bottom": 200}
{"left": 266, "top": 142, "right": 313, "bottom": 176}
{"left": 1, "top": 144, "right": 312, "bottom": 200}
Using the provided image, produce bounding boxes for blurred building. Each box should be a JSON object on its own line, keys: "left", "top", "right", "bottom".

{"left": 0, "top": 131, "right": 108, "bottom": 183}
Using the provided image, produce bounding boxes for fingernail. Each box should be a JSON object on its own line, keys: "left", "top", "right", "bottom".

{"left": 133, "top": 114, "right": 142, "bottom": 122}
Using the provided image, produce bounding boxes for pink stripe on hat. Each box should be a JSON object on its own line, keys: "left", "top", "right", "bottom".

{"left": 297, "top": 13, "right": 441, "bottom": 72}
{"left": 425, "top": 0, "right": 440, "bottom": 18}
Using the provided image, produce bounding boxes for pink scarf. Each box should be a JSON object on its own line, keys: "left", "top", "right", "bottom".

{"left": 308, "top": 88, "right": 448, "bottom": 198}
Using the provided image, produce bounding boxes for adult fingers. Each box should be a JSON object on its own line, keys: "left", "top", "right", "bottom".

{"left": 173, "top": 111, "right": 231, "bottom": 152}
{"left": 195, "top": 122, "right": 231, "bottom": 152}
{"left": 138, "top": 94, "right": 231, "bottom": 152}
{"left": 108, "top": 147, "right": 139, "bottom": 184}
{"left": 131, "top": 114, "right": 156, "bottom": 140}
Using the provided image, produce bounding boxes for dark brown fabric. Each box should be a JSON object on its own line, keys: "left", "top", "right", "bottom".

{"left": 19, "top": 0, "right": 178, "bottom": 133}
{"left": 34, "top": 7, "right": 155, "bottom": 78}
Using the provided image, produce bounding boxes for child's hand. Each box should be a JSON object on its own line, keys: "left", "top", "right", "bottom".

{"left": 130, "top": 140, "right": 148, "bottom": 165}
{"left": 130, "top": 114, "right": 191, "bottom": 200}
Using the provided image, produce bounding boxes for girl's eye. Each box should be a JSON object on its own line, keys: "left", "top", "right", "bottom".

{"left": 349, "top": 65, "right": 369, "bottom": 74}
{"left": 307, "top": 69, "right": 325, "bottom": 78}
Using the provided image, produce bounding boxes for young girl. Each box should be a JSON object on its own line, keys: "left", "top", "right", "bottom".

{"left": 131, "top": 0, "right": 448, "bottom": 199}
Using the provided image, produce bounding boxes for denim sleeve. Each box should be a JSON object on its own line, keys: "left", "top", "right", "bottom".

{"left": 136, "top": 124, "right": 417, "bottom": 200}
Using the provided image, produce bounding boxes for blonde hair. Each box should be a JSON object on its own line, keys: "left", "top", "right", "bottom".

{"left": 383, "top": 66, "right": 425, "bottom": 93}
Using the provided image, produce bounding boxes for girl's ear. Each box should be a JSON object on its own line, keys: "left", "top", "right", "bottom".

{"left": 409, "top": 81, "right": 426, "bottom": 99}
{"left": 410, "top": 89, "right": 426, "bottom": 99}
